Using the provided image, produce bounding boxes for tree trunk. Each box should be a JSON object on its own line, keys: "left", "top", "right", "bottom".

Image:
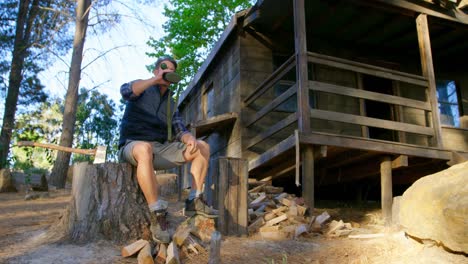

{"left": 49, "top": 0, "right": 91, "bottom": 187}
{"left": 52, "top": 162, "right": 151, "bottom": 244}
{"left": 0, "top": 0, "right": 39, "bottom": 168}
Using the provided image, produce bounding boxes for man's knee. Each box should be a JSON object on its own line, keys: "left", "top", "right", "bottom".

{"left": 132, "top": 142, "right": 153, "bottom": 161}
{"left": 197, "top": 140, "right": 210, "bottom": 157}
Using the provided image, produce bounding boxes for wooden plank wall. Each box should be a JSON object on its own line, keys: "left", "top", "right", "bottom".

{"left": 205, "top": 157, "right": 248, "bottom": 236}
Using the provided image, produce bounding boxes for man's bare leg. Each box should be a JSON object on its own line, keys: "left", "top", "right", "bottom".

{"left": 132, "top": 142, "right": 159, "bottom": 205}
{"left": 183, "top": 140, "right": 218, "bottom": 217}
{"left": 131, "top": 142, "right": 170, "bottom": 243}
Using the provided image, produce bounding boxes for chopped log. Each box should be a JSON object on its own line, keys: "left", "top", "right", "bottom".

{"left": 249, "top": 193, "right": 266, "bottom": 207}
{"left": 279, "top": 198, "right": 293, "bottom": 207}
{"left": 173, "top": 224, "right": 191, "bottom": 247}
{"left": 166, "top": 242, "right": 180, "bottom": 264}
{"left": 248, "top": 183, "right": 267, "bottom": 193}
{"left": 326, "top": 220, "right": 345, "bottom": 237}
{"left": 248, "top": 217, "right": 265, "bottom": 233}
{"left": 137, "top": 241, "right": 154, "bottom": 264}
{"left": 0, "top": 169, "right": 17, "bottom": 193}
{"left": 264, "top": 186, "right": 284, "bottom": 194}
{"left": 122, "top": 239, "right": 148, "bottom": 257}
{"left": 265, "top": 214, "right": 288, "bottom": 227}
{"left": 294, "top": 224, "right": 308, "bottom": 238}
{"left": 297, "top": 205, "right": 307, "bottom": 216}
{"left": 154, "top": 243, "right": 167, "bottom": 264}
{"left": 259, "top": 225, "right": 281, "bottom": 232}
{"left": 208, "top": 231, "right": 221, "bottom": 264}
{"left": 274, "top": 193, "right": 288, "bottom": 202}
{"left": 272, "top": 206, "right": 288, "bottom": 215}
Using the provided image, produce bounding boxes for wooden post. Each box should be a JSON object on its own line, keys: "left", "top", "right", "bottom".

{"left": 208, "top": 231, "right": 221, "bottom": 264}
{"left": 380, "top": 156, "right": 393, "bottom": 226}
{"left": 416, "top": 14, "right": 443, "bottom": 148}
{"left": 217, "top": 157, "right": 248, "bottom": 236}
{"left": 293, "top": 0, "right": 314, "bottom": 212}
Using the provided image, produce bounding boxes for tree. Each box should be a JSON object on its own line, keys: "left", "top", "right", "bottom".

{"left": 146, "top": 0, "right": 252, "bottom": 89}
{"left": 11, "top": 98, "right": 63, "bottom": 171}
{"left": 49, "top": 0, "right": 92, "bottom": 188}
{"left": 74, "top": 88, "right": 119, "bottom": 163}
{"left": 0, "top": 0, "right": 74, "bottom": 168}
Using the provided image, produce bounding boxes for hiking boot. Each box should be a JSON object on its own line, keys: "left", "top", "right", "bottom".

{"left": 149, "top": 210, "right": 170, "bottom": 243}
{"left": 185, "top": 197, "right": 219, "bottom": 218}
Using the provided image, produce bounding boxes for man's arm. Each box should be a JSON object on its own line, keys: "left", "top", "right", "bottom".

{"left": 172, "top": 110, "right": 198, "bottom": 154}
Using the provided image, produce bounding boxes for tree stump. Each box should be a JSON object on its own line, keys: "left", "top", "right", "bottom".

{"left": 0, "top": 168, "right": 17, "bottom": 192}
{"left": 53, "top": 162, "right": 151, "bottom": 244}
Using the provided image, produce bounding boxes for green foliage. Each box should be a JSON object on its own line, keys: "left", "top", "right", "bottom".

{"left": 11, "top": 98, "right": 63, "bottom": 170}
{"left": 146, "top": 0, "right": 252, "bottom": 91}
{"left": 74, "top": 88, "right": 119, "bottom": 162}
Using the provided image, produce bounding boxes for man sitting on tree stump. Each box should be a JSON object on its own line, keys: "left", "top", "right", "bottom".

{"left": 118, "top": 55, "right": 218, "bottom": 244}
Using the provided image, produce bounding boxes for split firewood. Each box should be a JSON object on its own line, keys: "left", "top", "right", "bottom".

{"left": 264, "top": 186, "right": 283, "bottom": 194}
{"left": 249, "top": 193, "right": 267, "bottom": 207}
{"left": 265, "top": 213, "right": 288, "bottom": 227}
{"left": 137, "top": 242, "right": 154, "bottom": 264}
{"left": 297, "top": 205, "right": 307, "bottom": 216}
{"left": 122, "top": 239, "right": 149, "bottom": 257}
{"left": 294, "top": 224, "right": 309, "bottom": 238}
{"left": 249, "top": 183, "right": 267, "bottom": 193}
{"left": 259, "top": 225, "right": 280, "bottom": 233}
{"left": 173, "top": 224, "right": 191, "bottom": 246}
{"left": 154, "top": 243, "right": 167, "bottom": 264}
{"left": 248, "top": 217, "right": 265, "bottom": 233}
{"left": 166, "top": 242, "right": 180, "bottom": 264}
{"left": 279, "top": 197, "right": 294, "bottom": 207}
{"left": 274, "top": 193, "right": 288, "bottom": 202}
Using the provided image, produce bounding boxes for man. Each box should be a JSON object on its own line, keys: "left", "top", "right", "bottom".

{"left": 118, "top": 56, "right": 218, "bottom": 244}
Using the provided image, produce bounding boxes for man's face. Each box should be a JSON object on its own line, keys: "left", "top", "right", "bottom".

{"left": 158, "top": 60, "right": 176, "bottom": 72}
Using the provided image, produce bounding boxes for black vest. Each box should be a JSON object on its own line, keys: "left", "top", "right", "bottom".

{"left": 119, "top": 85, "right": 175, "bottom": 148}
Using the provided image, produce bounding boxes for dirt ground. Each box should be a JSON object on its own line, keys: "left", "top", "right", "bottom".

{"left": 0, "top": 189, "right": 466, "bottom": 264}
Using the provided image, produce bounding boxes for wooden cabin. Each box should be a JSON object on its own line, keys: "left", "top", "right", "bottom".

{"left": 177, "top": 0, "right": 468, "bottom": 228}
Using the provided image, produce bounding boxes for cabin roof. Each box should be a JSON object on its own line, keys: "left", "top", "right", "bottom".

{"left": 178, "top": 0, "right": 468, "bottom": 106}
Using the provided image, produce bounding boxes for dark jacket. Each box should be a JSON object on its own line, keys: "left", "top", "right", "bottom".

{"left": 118, "top": 81, "right": 188, "bottom": 148}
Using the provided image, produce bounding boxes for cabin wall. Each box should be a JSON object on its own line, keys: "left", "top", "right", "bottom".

{"left": 239, "top": 33, "right": 275, "bottom": 161}
{"left": 179, "top": 33, "right": 243, "bottom": 190}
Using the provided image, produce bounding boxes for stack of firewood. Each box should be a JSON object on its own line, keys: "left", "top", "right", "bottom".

{"left": 121, "top": 214, "right": 217, "bottom": 264}
{"left": 247, "top": 180, "right": 354, "bottom": 240}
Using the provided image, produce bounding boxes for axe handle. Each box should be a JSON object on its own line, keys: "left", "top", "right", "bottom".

{"left": 17, "top": 141, "right": 96, "bottom": 156}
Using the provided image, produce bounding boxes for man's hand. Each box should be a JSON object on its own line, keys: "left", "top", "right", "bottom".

{"left": 182, "top": 134, "right": 198, "bottom": 154}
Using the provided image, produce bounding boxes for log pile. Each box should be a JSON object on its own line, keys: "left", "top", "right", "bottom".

{"left": 121, "top": 215, "right": 217, "bottom": 264}
{"left": 246, "top": 180, "right": 355, "bottom": 240}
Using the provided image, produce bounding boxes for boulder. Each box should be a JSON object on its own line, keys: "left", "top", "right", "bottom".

{"left": 0, "top": 168, "right": 17, "bottom": 192}
{"left": 399, "top": 161, "right": 468, "bottom": 253}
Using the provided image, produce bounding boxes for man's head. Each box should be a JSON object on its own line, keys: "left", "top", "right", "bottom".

{"left": 154, "top": 55, "right": 178, "bottom": 71}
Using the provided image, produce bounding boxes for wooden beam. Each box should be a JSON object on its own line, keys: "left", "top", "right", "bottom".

{"left": 299, "top": 131, "right": 452, "bottom": 160}
{"left": 244, "top": 55, "right": 295, "bottom": 106}
{"left": 301, "top": 145, "right": 315, "bottom": 211}
{"left": 309, "top": 81, "right": 431, "bottom": 111}
{"left": 245, "top": 113, "right": 297, "bottom": 149}
{"left": 309, "top": 109, "right": 435, "bottom": 136}
{"left": 249, "top": 134, "right": 296, "bottom": 171}
{"left": 308, "top": 53, "right": 428, "bottom": 86}
{"left": 380, "top": 156, "right": 393, "bottom": 226}
{"left": 192, "top": 112, "right": 238, "bottom": 137}
{"left": 416, "top": 14, "right": 444, "bottom": 148}
{"left": 245, "top": 84, "right": 296, "bottom": 127}
{"left": 391, "top": 155, "right": 408, "bottom": 169}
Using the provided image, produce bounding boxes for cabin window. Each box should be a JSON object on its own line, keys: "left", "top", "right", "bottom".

{"left": 203, "top": 82, "right": 214, "bottom": 118}
{"left": 436, "top": 80, "right": 460, "bottom": 127}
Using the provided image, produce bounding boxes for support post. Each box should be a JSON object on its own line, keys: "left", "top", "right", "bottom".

{"left": 416, "top": 14, "right": 443, "bottom": 148}
{"left": 380, "top": 156, "right": 393, "bottom": 226}
{"left": 293, "top": 0, "right": 314, "bottom": 211}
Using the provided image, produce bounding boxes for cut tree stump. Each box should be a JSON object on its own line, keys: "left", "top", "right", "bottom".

{"left": 0, "top": 168, "right": 17, "bottom": 192}
{"left": 52, "top": 162, "right": 151, "bottom": 244}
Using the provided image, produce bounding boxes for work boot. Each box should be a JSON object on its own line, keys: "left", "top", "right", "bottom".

{"left": 149, "top": 210, "right": 170, "bottom": 243}
{"left": 185, "top": 197, "right": 219, "bottom": 218}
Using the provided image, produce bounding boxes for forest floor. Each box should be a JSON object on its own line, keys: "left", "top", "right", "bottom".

{"left": 0, "top": 188, "right": 466, "bottom": 264}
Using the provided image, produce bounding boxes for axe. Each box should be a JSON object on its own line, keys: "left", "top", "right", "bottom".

{"left": 16, "top": 141, "right": 107, "bottom": 164}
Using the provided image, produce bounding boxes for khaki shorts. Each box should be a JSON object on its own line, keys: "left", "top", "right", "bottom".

{"left": 118, "top": 140, "right": 187, "bottom": 170}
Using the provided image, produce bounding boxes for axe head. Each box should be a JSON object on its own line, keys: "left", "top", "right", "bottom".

{"left": 93, "top": 146, "right": 107, "bottom": 164}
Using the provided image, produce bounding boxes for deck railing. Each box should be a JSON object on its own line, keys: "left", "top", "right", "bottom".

{"left": 243, "top": 52, "right": 438, "bottom": 157}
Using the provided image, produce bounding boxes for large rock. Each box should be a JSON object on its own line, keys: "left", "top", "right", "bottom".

{"left": 0, "top": 168, "right": 17, "bottom": 192}
{"left": 399, "top": 161, "right": 468, "bottom": 253}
